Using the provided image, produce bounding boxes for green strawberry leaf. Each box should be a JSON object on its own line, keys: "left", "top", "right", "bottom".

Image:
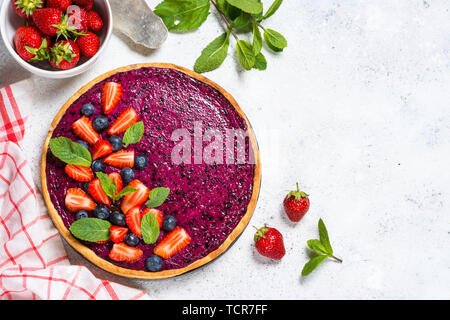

{"left": 194, "top": 31, "right": 230, "bottom": 73}
{"left": 301, "top": 254, "right": 328, "bottom": 276}
{"left": 146, "top": 187, "right": 170, "bottom": 208}
{"left": 226, "top": 0, "right": 263, "bottom": 15}
{"left": 122, "top": 121, "right": 144, "bottom": 148}
{"left": 69, "top": 218, "right": 111, "bottom": 242}
{"left": 307, "top": 239, "right": 329, "bottom": 255}
{"left": 264, "top": 28, "right": 287, "bottom": 51}
{"left": 49, "top": 137, "right": 92, "bottom": 167}
{"left": 263, "top": 0, "right": 283, "bottom": 20}
{"left": 154, "top": 0, "right": 210, "bottom": 31}
{"left": 318, "top": 218, "right": 333, "bottom": 255}
{"left": 141, "top": 212, "right": 160, "bottom": 244}
{"left": 253, "top": 52, "right": 267, "bottom": 70}
{"left": 236, "top": 40, "right": 255, "bottom": 70}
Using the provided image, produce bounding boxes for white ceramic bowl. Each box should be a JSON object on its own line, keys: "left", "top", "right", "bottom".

{"left": 0, "top": 0, "right": 112, "bottom": 79}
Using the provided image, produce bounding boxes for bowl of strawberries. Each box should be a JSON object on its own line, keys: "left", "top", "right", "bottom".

{"left": 0, "top": 0, "right": 112, "bottom": 78}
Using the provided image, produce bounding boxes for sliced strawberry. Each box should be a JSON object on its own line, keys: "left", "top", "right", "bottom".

{"left": 109, "top": 226, "right": 128, "bottom": 243}
{"left": 64, "top": 164, "right": 93, "bottom": 182}
{"left": 125, "top": 206, "right": 142, "bottom": 237}
{"left": 120, "top": 179, "right": 149, "bottom": 214}
{"left": 104, "top": 150, "right": 134, "bottom": 169}
{"left": 108, "top": 172, "right": 123, "bottom": 196}
{"left": 108, "top": 243, "right": 143, "bottom": 262}
{"left": 154, "top": 227, "right": 191, "bottom": 259}
{"left": 65, "top": 188, "right": 95, "bottom": 212}
{"left": 92, "top": 139, "right": 113, "bottom": 160}
{"left": 101, "top": 82, "right": 123, "bottom": 115}
{"left": 88, "top": 178, "right": 111, "bottom": 206}
{"left": 107, "top": 107, "right": 138, "bottom": 136}
{"left": 72, "top": 116, "right": 100, "bottom": 145}
{"left": 141, "top": 208, "right": 163, "bottom": 228}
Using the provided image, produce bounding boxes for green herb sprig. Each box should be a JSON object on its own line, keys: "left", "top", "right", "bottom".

{"left": 301, "top": 219, "right": 342, "bottom": 276}
{"left": 154, "top": 0, "right": 287, "bottom": 73}
{"left": 95, "top": 172, "right": 137, "bottom": 203}
{"left": 48, "top": 137, "right": 92, "bottom": 167}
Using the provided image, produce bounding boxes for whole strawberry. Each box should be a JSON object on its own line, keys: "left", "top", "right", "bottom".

{"left": 47, "top": 0, "right": 73, "bottom": 12}
{"left": 283, "top": 183, "right": 309, "bottom": 222}
{"left": 14, "top": 26, "right": 49, "bottom": 62}
{"left": 49, "top": 39, "right": 80, "bottom": 70}
{"left": 76, "top": 31, "right": 99, "bottom": 57}
{"left": 254, "top": 226, "right": 286, "bottom": 260}
{"left": 33, "top": 8, "right": 85, "bottom": 39}
{"left": 67, "top": 6, "right": 89, "bottom": 32}
{"left": 73, "top": 0, "right": 93, "bottom": 10}
{"left": 11, "top": 0, "right": 43, "bottom": 18}
{"left": 86, "top": 10, "right": 103, "bottom": 32}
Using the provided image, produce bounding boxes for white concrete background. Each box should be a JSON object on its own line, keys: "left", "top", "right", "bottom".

{"left": 1, "top": 0, "right": 449, "bottom": 299}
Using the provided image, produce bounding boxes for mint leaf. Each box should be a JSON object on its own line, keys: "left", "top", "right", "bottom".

{"left": 95, "top": 172, "right": 115, "bottom": 199}
{"left": 141, "top": 212, "right": 160, "bottom": 244}
{"left": 264, "top": 28, "right": 287, "bottom": 51}
{"left": 154, "top": 0, "right": 210, "bottom": 31}
{"left": 263, "top": 0, "right": 283, "bottom": 20}
{"left": 301, "top": 255, "right": 328, "bottom": 276}
{"left": 307, "top": 239, "right": 329, "bottom": 255}
{"left": 253, "top": 52, "right": 267, "bottom": 70}
{"left": 194, "top": 31, "right": 230, "bottom": 73}
{"left": 230, "top": 13, "right": 252, "bottom": 32}
{"left": 236, "top": 40, "right": 255, "bottom": 70}
{"left": 69, "top": 218, "right": 111, "bottom": 242}
{"left": 146, "top": 187, "right": 170, "bottom": 208}
{"left": 318, "top": 218, "right": 333, "bottom": 255}
{"left": 49, "top": 137, "right": 92, "bottom": 167}
{"left": 122, "top": 121, "right": 144, "bottom": 148}
{"left": 217, "top": 0, "right": 241, "bottom": 20}
{"left": 252, "top": 22, "right": 262, "bottom": 55}
{"left": 116, "top": 185, "right": 138, "bottom": 199}
{"left": 226, "top": 0, "right": 263, "bottom": 15}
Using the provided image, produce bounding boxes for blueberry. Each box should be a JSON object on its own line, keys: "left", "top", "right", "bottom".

{"left": 120, "top": 167, "right": 135, "bottom": 184}
{"left": 109, "top": 211, "right": 126, "bottom": 226}
{"left": 82, "top": 181, "right": 90, "bottom": 192}
{"left": 75, "top": 210, "right": 89, "bottom": 220}
{"left": 124, "top": 233, "right": 139, "bottom": 247}
{"left": 92, "top": 115, "right": 109, "bottom": 132}
{"left": 134, "top": 154, "right": 149, "bottom": 170}
{"left": 145, "top": 254, "right": 163, "bottom": 272}
{"left": 91, "top": 159, "right": 106, "bottom": 172}
{"left": 162, "top": 215, "right": 176, "bottom": 232}
{"left": 108, "top": 135, "right": 123, "bottom": 152}
{"left": 81, "top": 103, "right": 95, "bottom": 117}
{"left": 77, "top": 140, "right": 89, "bottom": 150}
{"left": 93, "top": 205, "right": 110, "bottom": 220}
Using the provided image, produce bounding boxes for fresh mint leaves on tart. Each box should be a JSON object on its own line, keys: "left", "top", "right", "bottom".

{"left": 122, "top": 121, "right": 144, "bottom": 148}
{"left": 146, "top": 187, "right": 170, "bottom": 208}
{"left": 154, "top": 0, "right": 287, "bottom": 73}
{"left": 49, "top": 137, "right": 92, "bottom": 167}
{"left": 69, "top": 218, "right": 111, "bottom": 242}
{"left": 301, "top": 219, "right": 342, "bottom": 276}
{"left": 141, "top": 212, "right": 160, "bottom": 244}
{"left": 95, "top": 172, "right": 137, "bottom": 203}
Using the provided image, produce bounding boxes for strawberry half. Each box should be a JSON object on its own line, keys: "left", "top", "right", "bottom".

{"left": 108, "top": 172, "right": 123, "bottom": 196}
{"left": 92, "top": 139, "right": 113, "bottom": 160}
{"left": 120, "top": 179, "right": 149, "bottom": 214}
{"left": 101, "top": 82, "right": 123, "bottom": 115}
{"left": 88, "top": 178, "right": 111, "bottom": 206}
{"left": 154, "top": 227, "right": 191, "bottom": 259}
{"left": 125, "top": 206, "right": 142, "bottom": 237}
{"left": 107, "top": 107, "right": 137, "bottom": 135}
{"left": 104, "top": 150, "right": 135, "bottom": 169}
{"left": 108, "top": 243, "right": 143, "bottom": 262}
{"left": 109, "top": 226, "right": 128, "bottom": 243}
{"left": 65, "top": 188, "right": 95, "bottom": 212}
{"left": 72, "top": 116, "right": 100, "bottom": 145}
{"left": 141, "top": 208, "right": 163, "bottom": 228}
{"left": 64, "top": 164, "right": 93, "bottom": 182}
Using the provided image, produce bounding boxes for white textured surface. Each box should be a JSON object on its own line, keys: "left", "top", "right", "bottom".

{"left": 1, "top": 0, "right": 449, "bottom": 299}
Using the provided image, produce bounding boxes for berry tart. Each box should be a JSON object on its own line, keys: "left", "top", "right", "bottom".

{"left": 41, "top": 63, "right": 261, "bottom": 279}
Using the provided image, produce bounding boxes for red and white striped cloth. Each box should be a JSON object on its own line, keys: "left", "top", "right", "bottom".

{"left": 0, "top": 81, "right": 149, "bottom": 300}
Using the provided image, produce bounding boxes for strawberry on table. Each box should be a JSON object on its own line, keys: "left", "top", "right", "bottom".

{"left": 91, "top": 139, "right": 113, "bottom": 160}
{"left": 120, "top": 179, "right": 149, "bottom": 214}
{"left": 49, "top": 39, "right": 80, "bottom": 70}
{"left": 104, "top": 150, "right": 135, "bottom": 169}
{"left": 125, "top": 206, "right": 142, "bottom": 237}
{"left": 88, "top": 178, "right": 111, "bottom": 206}
{"left": 283, "top": 182, "right": 310, "bottom": 222}
{"left": 64, "top": 164, "right": 93, "bottom": 182}
{"left": 107, "top": 107, "right": 138, "bottom": 135}
{"left": 11, "top": 0, "right": 43, "bottom": 18}
{"left": 109, "top": 226, "right": 128, "bottom": 243}
{"left": 101, "top": 82, "right": 123, "bottom": 115}
{"left": 108, "top": 243, "right": 143, "bottom": 262}
{"left": 76, "top": 31, "right": 99, "bottom": 57}
{"left": 253, "top": 226, "right": 286, "bottom": 260}
{"left": 87, "top": 10, "right": 103, "bottom": 32}
{"left": 46, "top": 0, "right": 72, "bottom": 12}
{"left": 154, "top": 227, "right": 191, "bottom": 259}
{"left": 65, "top": 187, "right": 95, "bottom": 212}
{"left": 72, "top": 116, "right": 100, "bottom": 145}
{"left": 142, "top": 208, "right": 163, "bottom": 228}
{"left": 108, "top": 172, "right": 123, "bottom": 196}
{"left": 14, "top": 26, "right": 49, "bottom": 62}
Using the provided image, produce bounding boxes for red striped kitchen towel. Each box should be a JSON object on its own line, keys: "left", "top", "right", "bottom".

{"left": 0, "top": 81, "right": 149, "bottom": 300}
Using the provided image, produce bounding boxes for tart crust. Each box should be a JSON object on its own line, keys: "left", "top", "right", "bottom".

{"left": 41, "top": 63, "right": 261, "bottom": 279}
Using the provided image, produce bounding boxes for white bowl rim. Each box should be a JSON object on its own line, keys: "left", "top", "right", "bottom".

{"left": 0, "top": 0, "right": 113, "bottom": 77}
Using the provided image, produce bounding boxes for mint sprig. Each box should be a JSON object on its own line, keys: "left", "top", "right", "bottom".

{"left": 95, "top": 172, "right": 137, "bottom": 203}
{"left": 122, "top": 121, "right": 144, "bottom": 148}
{"left": 145, "top": 187, "right": 170, "bottom": 208}
{"left": 49, "top": 137, "right": 92, "bottom": 167}
{"left": 301, "top": 219, "right": 342, "bottom": 276}
{"left": 69, "top": 218, "right": 111, "bottom": 242}
{"left": 141, "top": 212, "right": 160, "bottom": 244}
